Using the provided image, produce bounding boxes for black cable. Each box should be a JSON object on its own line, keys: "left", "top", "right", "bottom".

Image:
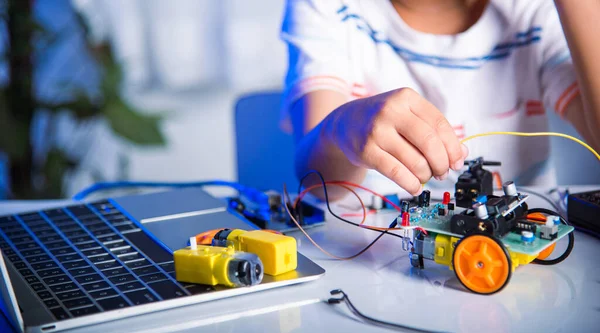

{"left": 526, "top": 208, "right": 574, "bottom": 265}
{"left": 343, "top": 220, "right": 398, "bottom": 258}
{"left": 519, "top": 187, "right": 561, "bottom": 212}
{"left": 296, "top": 170, "right": 405, "bottom": 241}
{"left": 283, "top": 184, "right": 402, "bottom": 259}
{"left": 327, "top": 289, "right": 450, "bottom": 333}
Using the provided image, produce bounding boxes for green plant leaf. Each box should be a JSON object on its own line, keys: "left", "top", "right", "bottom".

{"left": 90, "top": 42, "right": 166, "bottom": 146}
{"left": 40, "top": 88, "right": 101, "bottom": 119}
{"left": 99, "top": 48, "right": 123, "bottom": 97}
{"left": 104, "top": 98, "right": 166, "bottom": 146}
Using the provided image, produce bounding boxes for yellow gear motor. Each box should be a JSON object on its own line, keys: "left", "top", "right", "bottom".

{"left": 174, "top": 237, "right": 264, "bottom": 287}
{"left": 211, "top": 229, "right": 297, "bottom": 276}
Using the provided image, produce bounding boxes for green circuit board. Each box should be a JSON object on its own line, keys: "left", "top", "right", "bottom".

{"left": 501, "top": 224, "right": 574, "bottom": 255}
{"left": 400, "top": 204, "right": 574, "bottom": 255}
{"left": 402, "top": 204, "right": 456, "bottom": 235}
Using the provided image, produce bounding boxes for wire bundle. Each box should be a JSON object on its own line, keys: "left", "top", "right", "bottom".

{"left": 282, "top": 170, "right": 408, "bottom": 260}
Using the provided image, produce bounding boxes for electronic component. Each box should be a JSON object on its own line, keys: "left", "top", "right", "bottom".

{"left": 229, "top": 190, "right": 325, "bottom": 232}
{"left": 442, "top": 192, "right": 451, "bottom": 205}
{"left": 437, "top": 207, "right": 446, "bottom": 216}
{"left": 539, "top": 216, "right": 559, "bottom": 240}
{"left": 370, "top": 195, "right": 384, "bottom": 210}
{"left": 567, "top": 189, "right": 600, "bottom": 234}
{"left": 514, "top": 220, "right": 537, "bottom": 233}
{"left": 454, "top": 157, "right": 500, "bottom": 208}
{"left": 174, "top": 237, "right": 264, "bottom": 287}
{"left": 521, "top": 231, "right": 535, "bottom": 244}
{"left": 410, "top": 232, "right": 458, "bottom": 269}
{"left": 473, "top": 202, "right": 489, "bottom": 219}
{"left": 210, "top": 229, "right": 297, "bottom": 276}
{"left": 400, "top": 200, "right": 410, "bottom": 213}
{"left": 418, "top": 190, "right": 431, "bottom": 207}
{"left": 401, "top": 212, "right": 410, "bottom": 226}
{"left": 449, "top": 184, "right": 529, "bottom": 238}
{"left": 503, "top": 181, "right": 518, "bottom": 197}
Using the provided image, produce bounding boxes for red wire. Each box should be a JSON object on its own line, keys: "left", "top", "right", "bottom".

{"left": 324, "top": 181, "right": 428, "bottom": 235}
{"left": 327, "top": 180, "right": 403, "bottom": 212}
{"left": 293, "top": 180, "right": 425, "bottom": 233}
{"left": 341, "top": 210, "right": 376, "bottom": 217}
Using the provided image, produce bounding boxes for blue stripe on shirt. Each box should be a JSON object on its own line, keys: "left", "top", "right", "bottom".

{"left": 339, "top": 8, "right": 542, "bottom": 70}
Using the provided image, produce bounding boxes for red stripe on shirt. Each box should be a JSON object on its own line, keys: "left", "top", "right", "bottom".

{"left": 555, "top": 82, "right": 579, "bottom": 116}
{"left": 493, "top": 107, "right": 518, "bottom": 119}
{"left": 526, "top": 100, "right": 545, "bottom": 116}
{"left": 556, "top": 88, "right": 580, "bottom": 117}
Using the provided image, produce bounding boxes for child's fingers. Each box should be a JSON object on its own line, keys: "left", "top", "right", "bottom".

{"left": 378, "top": 129, "right": 433, "bottom": 183}
{"left": 367, "top": 148, "right": 423, "bottom": 196}
{"left": 408, "top": 93, "right": 465, "bottom": 171}
{"left": 393, "top": 111, "right": 450, "bottom": 177}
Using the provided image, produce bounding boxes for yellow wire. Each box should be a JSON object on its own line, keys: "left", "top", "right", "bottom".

{"left": 460, "top": 131, "right": 600, "bottom": 162}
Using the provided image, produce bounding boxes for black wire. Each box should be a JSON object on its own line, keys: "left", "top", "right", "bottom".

{"left": 284, "top": 183, "right": 401, "bottom": 259}
{"left": 327, "top": 289, "right": 450, "bottom": 333}
{"left": 526, "top": 208, "right": 574, "bottom": 265}
{"left": 344, "top": 220, "right": 398, "bottom": 259}
{"left": 297, "top": 170, "right": 405, "bottom": 240}
{"left": 519, "top": 187, "right": 561, "bottom": 212}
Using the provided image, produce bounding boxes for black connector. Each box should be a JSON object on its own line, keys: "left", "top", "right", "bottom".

{"left": 455, "top": 157, "right": 499, "bottom": 209}
{"left": 418, "top": 190, "right": 431, "bottom": 207}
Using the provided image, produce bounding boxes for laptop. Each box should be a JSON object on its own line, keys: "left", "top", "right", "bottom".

{"left": 0, "top": 187, "right": 325, "bottom": 333}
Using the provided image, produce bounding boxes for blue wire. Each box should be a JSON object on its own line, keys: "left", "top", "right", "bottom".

{"left": 72, "top": 180, "right": 268, "bottom": 203}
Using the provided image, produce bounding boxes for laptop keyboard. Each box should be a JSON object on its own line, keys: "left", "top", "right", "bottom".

{"left": 0, "top": 200, "right": 214, "bottom": 321}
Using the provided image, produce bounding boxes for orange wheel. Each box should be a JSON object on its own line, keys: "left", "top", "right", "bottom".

{"left": 537, "top": 243, "right": 556, "bottom": 260}
{"left": 453, "top": 233, "right": 512, "bottom": 294}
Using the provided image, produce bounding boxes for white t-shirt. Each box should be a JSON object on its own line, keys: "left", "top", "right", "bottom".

{"left": 280, "top": 0, "right": 579, "bottom": 194}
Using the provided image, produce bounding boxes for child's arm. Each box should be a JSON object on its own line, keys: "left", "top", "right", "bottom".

{"left": 554, "top": 0, "right": 600, "bottom": 150}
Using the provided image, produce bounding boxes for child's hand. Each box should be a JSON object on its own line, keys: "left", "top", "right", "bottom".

{"left": 323, "top": 88, "right": 468, "bottom": 195}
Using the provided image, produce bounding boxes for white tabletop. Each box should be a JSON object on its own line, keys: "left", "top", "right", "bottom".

{"left": 1, "top": 187, "right": 599, "bottom": 333}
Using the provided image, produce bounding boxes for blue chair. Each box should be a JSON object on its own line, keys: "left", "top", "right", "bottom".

{"left": 234, "top": 92, "right": 299, "bottom": 192}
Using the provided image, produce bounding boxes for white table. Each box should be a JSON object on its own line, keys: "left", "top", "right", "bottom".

{"left": 1, "top": 187, "right": 599, "bottom": 333}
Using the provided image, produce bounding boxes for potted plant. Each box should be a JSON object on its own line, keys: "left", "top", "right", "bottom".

{"left": 0, "top": 0, "right": 166, "bottom": 199}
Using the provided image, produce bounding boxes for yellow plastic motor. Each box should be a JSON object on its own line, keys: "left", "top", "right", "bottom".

{"left": 173, "top": 237, "right": 264, "bottom": 287}
{"left": 212, "top": 229, "right": 297, "bottom": 276}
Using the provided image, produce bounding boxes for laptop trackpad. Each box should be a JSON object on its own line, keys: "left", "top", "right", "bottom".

{"left": 143, "top": 212, "right": 256, "bottom": 251}
{"left": 112, "top": 188, "right": 228, "bottom": 221}
{"left": 112, "top": 188, "right": 259, "bottom": 252}
{"left": 142, "top": 211, "right": 258, "bottom": 252}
